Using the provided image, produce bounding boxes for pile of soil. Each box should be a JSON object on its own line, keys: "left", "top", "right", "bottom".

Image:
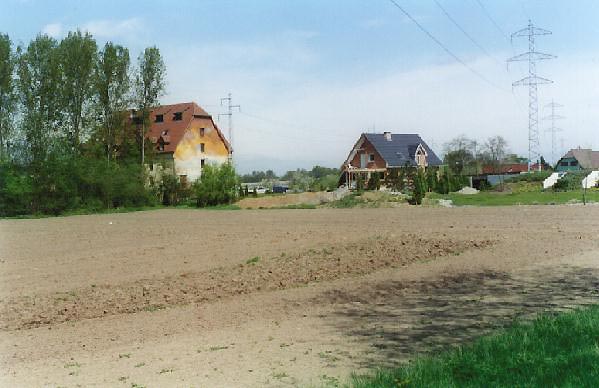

{"left": 0, "top": 235, "right": 491, "bottom": 331}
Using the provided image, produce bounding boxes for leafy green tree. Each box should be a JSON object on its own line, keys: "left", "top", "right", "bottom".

{"left": 193, "top": 163, "right": 239, "bottom": 207}
{"left": 17, "top": 34, "right": 65, "bottom": 211}
{"left": 444, "top": 149, "right": 474, "bottom": 175}
{"left": 17, "top": 34, "right": 63, "bottom": 164}
{"left": 0, "top": 160, "right": 33, "bottom": 216}
{"left": 134, "top": 46, "right": 166, "bottom": 165}
{"left": 95, "top": 42, "right": 130, "bottom": 162}
{"left": 59, "top": 30, "right": 97, "bottom": 153}
{"left": 0, "top": 33, "right": 17, "bottom": 160}
{"left": 289, "top": 169, "right": 314, "bottom": 192}
{"left": 311, "top": 165, "right": 339, "bottom": 179}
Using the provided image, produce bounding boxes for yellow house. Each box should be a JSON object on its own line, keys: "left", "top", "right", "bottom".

{"left": 145, "top": 102, "right": 231, "bottom": 184}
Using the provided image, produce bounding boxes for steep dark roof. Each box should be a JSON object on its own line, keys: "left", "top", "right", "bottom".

{"left": 364, "top": 133, "right": 442, "bottom": 167}
{"left": 561, "top": 149, "right": 599, "bottom": 169}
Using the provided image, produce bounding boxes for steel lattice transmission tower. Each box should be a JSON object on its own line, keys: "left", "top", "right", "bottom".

{"left": 218, "top": 93, "right": 240, "bottom": 162}
{"left": 543, "top": 100, "right": 564, "bottom": 166}
{"left": 508, "top": 20, "right": 556, "bottom": 171}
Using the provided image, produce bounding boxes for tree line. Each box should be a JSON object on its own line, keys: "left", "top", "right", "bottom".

{"left": 0, "top": 31, "right": 167, "bottom": 216}
{"left": 442, "top": 134, "right": 552, "bottom": 177}
{"left": 239, "top": 165, "right": 340, "bottom": 192}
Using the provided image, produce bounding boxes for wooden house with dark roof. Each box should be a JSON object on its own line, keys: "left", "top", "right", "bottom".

{"left": 555, "top": 148, "right": 599, "bottom": 172}
{"left": 341, "top": 132, "right": 442, "bottom": 187}
{"left": 141, "top": 102, "right": 231, "bottom": 183}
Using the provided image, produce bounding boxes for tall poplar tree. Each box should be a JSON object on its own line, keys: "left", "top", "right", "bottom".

{"left": 95, "top": 42, "right": 130, "bottom": 162}
{"left": 0, "top": 33, "right": 16, "bottom": 160}
{"left": 134, "top": 46, "right": 165, "bottom": 165}
{"left": 59, "top": 30, "right": 97, "bottom": 154}
{"left": 17, "top": 34, "right": 63, "bottom": 163}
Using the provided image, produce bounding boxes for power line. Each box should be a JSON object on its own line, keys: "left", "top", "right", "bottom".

{"left": 239, "top": 111, "right": 353, "bottom": 141}
{"left": 432, "top": 0, "right": 501, "bottom": 65}
{"left": 474, "top": 0, "right": 510, "bottom": 41}
{"left": 386, "top": 0, "right": 507, "bottom": 92}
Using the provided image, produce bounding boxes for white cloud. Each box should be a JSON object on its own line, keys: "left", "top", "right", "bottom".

{"left": 160, "top": 33, "right": 599, "bottom": 173}
{"left": 82, "top": 17, "right": 143, "bottom": 39}
{"left": 42, "top": 23, "right": 63, "bottom": 38}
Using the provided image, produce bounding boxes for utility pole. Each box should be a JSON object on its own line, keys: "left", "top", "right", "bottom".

{"left": 508, "top": 20, "right": 556, "bottom": 172}
{"left": 219, "top": 93, "right": 240, "bottom": 162}
{"left": 542, "top": 100, "right": 564, "bottom": 166}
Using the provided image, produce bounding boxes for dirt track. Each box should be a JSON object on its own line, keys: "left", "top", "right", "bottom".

{"left": 1, "top": 206, "right": 598, "bottom": 387}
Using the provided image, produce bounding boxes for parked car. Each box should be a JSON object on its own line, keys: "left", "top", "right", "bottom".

{"left": 272, "top": 185, "right": 288, "bottom": 194}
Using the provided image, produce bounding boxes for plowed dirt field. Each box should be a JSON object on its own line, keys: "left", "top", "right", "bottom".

{"left": 1, "top": 206, "right": 598, "bottom": 387}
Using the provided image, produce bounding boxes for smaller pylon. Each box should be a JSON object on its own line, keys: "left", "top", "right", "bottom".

{"left": 542, "top": 100, "right": 564, "bottom": 166}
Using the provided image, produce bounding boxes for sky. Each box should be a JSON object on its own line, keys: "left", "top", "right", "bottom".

{"left": 3, "top": 0, "right": 599, "bottom": 173}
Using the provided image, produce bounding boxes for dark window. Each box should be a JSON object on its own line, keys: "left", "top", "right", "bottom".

{"left": 173, "top": 112, "right": 183, "bottom": 121}
{"left": 570, "top": 160, "right": 578, "bottom": 166}
{"left": 369, "top": 154, "right": 375, "bottom": 162}
{"left": 201, "top": 159, "right": 205, "bottom": 168}
{"left": 155, "top": 114, "right": 163, "bottom": 123}
{"left": 560, "top": 161, "right": 568, "bottom": 166}
{"left": 158, "top": 143, "right": 164, "bottom": 151}
{"left": 200, "top": 143, "right": 205, "bottom": 152}
{"left": 199, "top": 128, "right": 205, "bottom": 136}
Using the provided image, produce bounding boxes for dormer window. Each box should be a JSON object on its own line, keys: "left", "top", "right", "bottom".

{"left": 173, "top": 112, "right": 183, "bottom": 121}
{"left": 155, "top": 114, "right": 164, "bottom": 123}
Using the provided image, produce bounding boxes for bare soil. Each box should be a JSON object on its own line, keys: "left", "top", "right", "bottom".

{"left": 1, "top": 206, "right": 598, "bottom": 387}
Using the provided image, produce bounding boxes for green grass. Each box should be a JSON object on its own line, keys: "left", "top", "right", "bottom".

{"left": 1, "top": 202, "right": 243, "bottom": 219}
{"left": 245, "top": 256, "right": 260, "bottom": 265}
{"left": 351, "top": 305, "right": 599, "bottom": 388}
{"left": 327, "top": 194, "right": 367, "bottom": 208}
{"left": 429, "top": 189, "right": 599, "bottom": 206}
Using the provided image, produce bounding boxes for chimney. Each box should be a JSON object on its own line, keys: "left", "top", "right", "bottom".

{"left": 384, "top": 131, "right": 392, "bottom": 141}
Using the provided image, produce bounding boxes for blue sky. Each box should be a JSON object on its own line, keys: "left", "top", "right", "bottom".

{"left": 3, "top": 0, "right": 599, "bottom": 172}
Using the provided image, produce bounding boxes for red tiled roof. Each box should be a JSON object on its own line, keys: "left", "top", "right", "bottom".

{"left": 482, "top": 163, "right": 528, "bottom": 174}
{"left": 144, "top": 102, "right": 230, "bottom": 153}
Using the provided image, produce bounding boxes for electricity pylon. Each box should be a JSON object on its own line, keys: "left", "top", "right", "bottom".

{"left": 219, "top": 93, "right": 240, "bottom": 162}
{"left": 508, "top": 20, "right": 556, "bottom": 171}
{"left": 543, "top": 100, "right": 564, "bottom": 165}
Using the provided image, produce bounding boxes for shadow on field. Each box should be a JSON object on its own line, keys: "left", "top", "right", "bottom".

{"left": 315, "top": 266, "right": 599, "bottom": 368}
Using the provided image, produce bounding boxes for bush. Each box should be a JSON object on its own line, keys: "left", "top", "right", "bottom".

{"left": 192, "top": 162, "right": 239, "bottom": 207}
{"left": 505, "top": 171, "right": 551, "bottom": 183}
{"left": 0, "top": 156, "right": 155, "bottom": 217}
{"left": 553, "top": 171, "right": 589, "bottom": 192}
{"left": 0, "top": 161, "right": 33, "bottom": 216}
{"left": 410, "top": 169, "right": 427, "bottom": 205}
{"left": 366, "top": 172, "right": 381, "bottom": 191}
{"left": 329, "top": 193, "right": 365, "bottom": 208}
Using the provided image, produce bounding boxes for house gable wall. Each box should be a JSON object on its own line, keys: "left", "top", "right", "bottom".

{"left": 173, "top": 117, "right": 229, "bottom": 182}
{"left": 349, "top": 137, "right": 386, "bottom": 169}
{"left": 556, "top": 157, "right": 582, "bottom": 172}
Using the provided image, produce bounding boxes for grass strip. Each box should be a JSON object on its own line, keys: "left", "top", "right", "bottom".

{"left": 351, "top": 305, "right": 599, "bottom": 387}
